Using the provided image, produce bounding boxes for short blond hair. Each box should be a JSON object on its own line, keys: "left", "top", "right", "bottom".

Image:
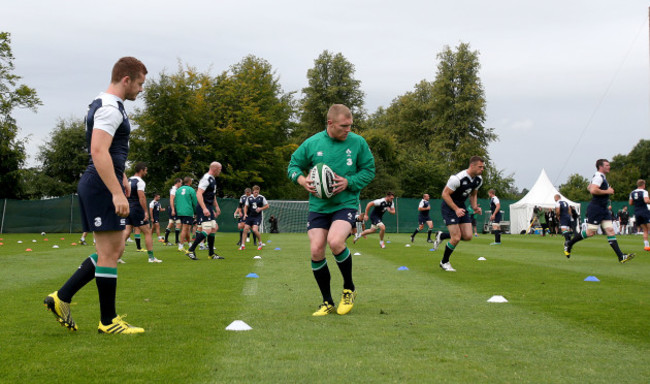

{"left": 327, "top": 104, "right": 352, "bottom": 122}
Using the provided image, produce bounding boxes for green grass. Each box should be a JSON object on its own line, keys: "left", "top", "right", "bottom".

{"left": 1, "top": 232, "right": 649, "bottom": 383}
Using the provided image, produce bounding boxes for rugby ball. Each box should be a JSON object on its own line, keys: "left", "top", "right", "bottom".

{"left": 309, "top": 163, "right": 335, "bottom": 199}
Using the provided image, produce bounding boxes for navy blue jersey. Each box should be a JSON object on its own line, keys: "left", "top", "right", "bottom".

{"left": 370, "top": 198, "right": 394, "bottom": 221}
{"left": 489, "top": 196, "right": 497, "bottom": 211}
{"left": 556, "top": 200, "right": 570, "bottom": 219}
{"left": 418, "top": 199, "right": 431, "bottom": 219}
{"left": 84, "top": 93, "right": 130, "bottom": 176}
{"left": 127, "top": 176, "right": 145, "bottom": 206}
{"left": 149, "top": 200, "right": 161, "bottom": 220}
{"left": 589, "top": 172, "right": 610, "bottom": 209}
{"left": 629, "top": 188, "right": 649, "bottom": 214}
{"left": 246, "top": 195, "right": 268, "bottom": 218}
{"left": 443, "top": 170, "right": 483, "bottom": 209}
{"left": 198, "top": 173, "right": 217, "bottom": 205}
{"left": 238, "top": 194, "right": 248, "bottom": 210}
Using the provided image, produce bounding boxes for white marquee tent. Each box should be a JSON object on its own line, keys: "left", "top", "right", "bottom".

{"left": 509, "top": 169, "right": 581, "bottom": 234}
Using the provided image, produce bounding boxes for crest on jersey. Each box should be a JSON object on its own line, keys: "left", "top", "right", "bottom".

{"left": 317, "top": 151, "right": 323, "bottom": 156}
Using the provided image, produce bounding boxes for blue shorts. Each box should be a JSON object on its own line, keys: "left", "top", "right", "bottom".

{"left": 586, "top": 203, "right": 610, "bottom": 225}
{"left": 635, "top": 210, "right": 650, "bottom": 225}
{"left": 492, "top": 212, "right": 502, "bottom": 224}
{"left": 369, "top": 215, "right": 384, "bottom": 226}
{"left": 559, "top": 215, "right": 572, "bottom": 227}
{"left": 178, "top": 216, "right": 194, "bottom": 225}
{"left": 307, "top": 208, "right": 356, "bottom": 230}
{"left": 77, "top": 171, "right": 126, "bottom": 232}
{"left": 441, "top": 203, "right": 472, "bottom": 226}
{"left": 245, "top": 216, "right": 262, "bottom": 227}
{"left": 125, "top": 205, "right": 148, "bottom": 227}
{"left": 418, "top": 215, "right": 431, "bottom": 226}
{"left": 196, "top": 205, "right": 215, "bottom": 224}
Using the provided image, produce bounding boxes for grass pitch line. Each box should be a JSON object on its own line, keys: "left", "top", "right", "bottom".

{"left": 241, "top": 259, "right": 264, "bottom": 296}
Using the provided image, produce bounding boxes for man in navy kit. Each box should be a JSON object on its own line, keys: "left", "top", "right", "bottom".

{"left": 411, "top": 193, "right": 434, "bottom": 243}
{"left": 488, "top": 189, "right": 502, "bottom": 245}
{"left": 164, "top": 178, "right": 182, "bottom": 245}
{"left": 629, "top": 179, "right": 650, "bottom": 251}
{"left": 186, "top": 162, "right": 223, "bottom": 260}
{"left": 123, "top": 162, "right": 160, "bottom": 263}
{"left": 149, "top": 193, "right": 164, "bottom": 242}
{"left": 555, "top": 194, "right": 573, "bottom": 243}
{"left": 235, "top": 188, "right": 254, "bottom": 246}
{"left": 355, "top": 192, "right": 396, "bottom": 248}
{"left": 564, "top": 159, "right": 634, "bottom": 263}
{"left": 44, "top": 57, "right": 147, "bottom": 334}
{"left": 240, "top": 185, "right": 269, "bottom": 251}
{"left": 436, "top": 156, "right": 484, "bottom": 272}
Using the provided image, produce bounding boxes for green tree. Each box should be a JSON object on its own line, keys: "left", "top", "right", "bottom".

{"left": 430, "top": 43, "right": 496, "bottom": 171}
{"left": 374, "top": 43, "right": 501, "bottom": 197}
{"left": 0, "top": 32, "right": 42, "bottom": 198}
{"left": 34, "top": 118, "right": 88, "bottom": 197}
{"left": 295, "top": 50, "right": 365, "bottom": 141}
{"left": 209, "top": 55, "right": 296, "bottom": 197}
{"left": 608, "top": 139, "right": 650, "bottom": 198}
{"left": 559, "top": 174, "right": 591, "bottom": 202}
{"left": 481, "top": 166, "right": 520, "bottom": 200}
{"left": 131, "top": 56, "right": 296, "bottom": 198}
{"left": 131, "top": 63, "right": 216, "bottom": 194}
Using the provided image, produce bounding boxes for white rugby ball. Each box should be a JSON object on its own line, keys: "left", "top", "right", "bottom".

{"left": 309, "top": 163, "right": 335, "bottom": 199}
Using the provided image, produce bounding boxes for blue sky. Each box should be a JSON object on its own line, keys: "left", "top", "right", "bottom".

{"left": 3, "top": 0, "right": 649, "bottom": 191}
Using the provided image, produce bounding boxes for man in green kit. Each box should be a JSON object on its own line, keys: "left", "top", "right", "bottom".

{"left": 287, "top": 104, "right": 375, "bottom": 316}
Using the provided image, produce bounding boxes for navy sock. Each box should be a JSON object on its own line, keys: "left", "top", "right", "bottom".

{"left": 58, "top": 254, "right": 97, "bottom": 302}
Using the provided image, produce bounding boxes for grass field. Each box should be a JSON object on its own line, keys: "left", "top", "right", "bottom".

{"left": 1, "top": 231, "right": 649, "bottom": 383}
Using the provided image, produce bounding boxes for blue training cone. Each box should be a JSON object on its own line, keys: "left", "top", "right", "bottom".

{"left": 584, "top": 276, "right": 600, "bottom": 282}
{"left": 397, "top": 266, "right": 409, "bottom": 271}
{"left": 246, "top": 273, "right": 259, "bottom": 278}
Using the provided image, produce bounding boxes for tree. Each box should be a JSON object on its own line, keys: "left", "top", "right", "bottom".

{"left": 430, "top": 43, "right": 496, "bottom": 171}
{"left": 0, "top": 32, "right": 42, "bottom": 198}
{"left": 481, "top": 166, "right": 520, "bottom": 200}
{"left": 131, "top": 56, "right": 296, "bottom": 198}
{"left": 295, "top": 50, "right": 365, "bottom": 141}
{"left": 34, "top": 118, "right": 88, "bottom": 197}
{"left": 559, "top": 174, "right": 591, "bottom": 202}
{"left": 131, "top": 63, "right": 216, "bottom": 194}
{"left": 608, "top": 139, "right": 650, "bottom": 199}
{"left": 372, "top": 42, "right": 502, "bottom": 197}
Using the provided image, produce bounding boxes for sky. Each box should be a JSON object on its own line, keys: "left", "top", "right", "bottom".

{"left": 3, "top": 0, "right": 649, "bottom": 191}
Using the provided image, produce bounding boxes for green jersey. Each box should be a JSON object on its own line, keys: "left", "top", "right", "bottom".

{"left": 288, "top": 130, "right": 375, "bottom": 214}
{"left": 174, "top": 185, "right": 197, "bottom": 217}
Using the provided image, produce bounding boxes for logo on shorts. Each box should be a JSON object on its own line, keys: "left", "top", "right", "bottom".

{"left": 348, "top": 212, "right": 353, "bottom": 220}
{"left": 94, "top": 217, "right": 102, "bottom": 227}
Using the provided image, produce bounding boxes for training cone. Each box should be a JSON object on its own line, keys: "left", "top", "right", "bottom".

{"left": 405, "top": 244, "right": 411, "bottom": 247}
{"left": 253, "top": 255, "right": 262, "bottom": 259}
{"left": 52, "top": 245, "right": 59, "bottom": 249}
{"left": 246, "top": 273, "right": 259, "bottom": 278}
{"left": 225, "top": 320, "right": 252, "bottom": 331}
{"left": 274, "top": 247, "right": 281, "bottom": 250}
{"left": 353, "top": 252, "right": 361, "bottom": 256}
{"left": 17, "top": 240, "right": 23, "bottom": 244}
{"left": 477, "top": 256, "right": 487, "bottom": 261}
{"left": 584, "top": 276, "right": 600, "bottom": 282}
{"left": 397, "top": 266, "right": 409, "bottom": 271}
{"left": 487, "top": 295, "right": 508, "bottom": 303}
{"left": 429, "top": 248, "right": 435, "bottom": 251}
{"left": 25, "top": 248, "right": 32, "bottom": 252}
